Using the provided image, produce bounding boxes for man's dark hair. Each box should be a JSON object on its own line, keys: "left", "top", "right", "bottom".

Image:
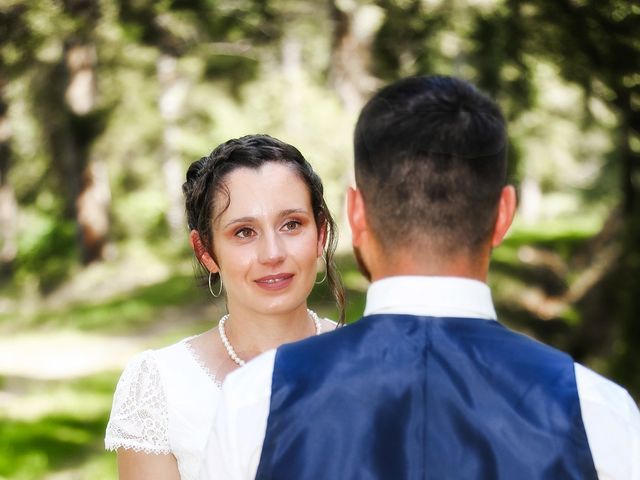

{"left": 354, "top": 75, "right": 508, "bottom": 255}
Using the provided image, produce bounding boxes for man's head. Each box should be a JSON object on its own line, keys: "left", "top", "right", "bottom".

{"left": 348, "top": 75, "right": 516, "bottom": 281}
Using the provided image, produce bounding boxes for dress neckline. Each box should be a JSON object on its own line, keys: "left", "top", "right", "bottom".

{"left": 181, "top": 317, "right": 337, "bottom": 390}
{"left": 182, "top": 335, "right": 223, "bottom": 389}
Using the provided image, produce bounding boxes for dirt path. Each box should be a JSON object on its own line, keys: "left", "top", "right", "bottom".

{"left": 0, "top": 331, "right": 144, "bottom": 380}
{"left": 0, "top": 303, "right": 217, "bottom": 381}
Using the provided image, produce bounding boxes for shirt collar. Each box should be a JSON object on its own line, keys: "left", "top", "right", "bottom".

{"left": 363, "top": 276, "right": 497, "bottom": 320}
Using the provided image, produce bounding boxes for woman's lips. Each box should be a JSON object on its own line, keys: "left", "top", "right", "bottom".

{"left": 254, "top": 273, "right": 294, "bottom": 291}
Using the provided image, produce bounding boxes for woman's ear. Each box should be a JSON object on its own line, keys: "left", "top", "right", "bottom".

{"left": 317, "top": 222, "right": 328, "bottom": 257}
{"left": 189, "top": 230, "right": 219, "bottom": 273}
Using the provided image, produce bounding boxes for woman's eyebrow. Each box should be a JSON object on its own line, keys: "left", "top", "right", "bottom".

{"left": 223, "top": 216, "right": 255, "bottom": 228}
{"left": 279, "top": 208, "right": 309, "bottom": 218}
{"left": 222, "top": 209, "right": 310, "bottom": 229}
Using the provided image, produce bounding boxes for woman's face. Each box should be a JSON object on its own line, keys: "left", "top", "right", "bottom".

{"left": 211, "top": 162, "right": 324, "bottom": 317}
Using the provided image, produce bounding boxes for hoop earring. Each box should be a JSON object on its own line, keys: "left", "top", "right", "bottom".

{"left": 315, "top": 255, "right": 327, "bottom": 285}
{"left": 208, "top": 272, "right": 223, "bottom": 298}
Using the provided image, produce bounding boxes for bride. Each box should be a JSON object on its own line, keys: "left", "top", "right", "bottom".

{"left": 105, "top": 134, "right": 345, "bottom": 479}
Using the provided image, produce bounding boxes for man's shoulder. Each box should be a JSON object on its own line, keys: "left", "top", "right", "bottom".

{"left": 223, "top": 322, "right": 368, "bottom": 401}
{"left": 574, "top": 363, "right": 639, "bottom": 419}
{"left": 574, "top": 363, "right": 640, "bottom": 478}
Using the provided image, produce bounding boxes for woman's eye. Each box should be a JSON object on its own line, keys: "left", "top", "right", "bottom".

{"left": 283, "top": 220, "right": 301, "bottom": 231}
{"left": 235, "top": 227, "right": 255, "bottom": 238}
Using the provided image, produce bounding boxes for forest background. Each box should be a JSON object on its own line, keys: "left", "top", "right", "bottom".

{"left": 0, "top": 0, "right": 639, "bottom": 478}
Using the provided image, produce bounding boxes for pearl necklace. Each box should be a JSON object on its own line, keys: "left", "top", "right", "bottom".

{"left": 218, "top": 309, "right": 323, "bottom": 367}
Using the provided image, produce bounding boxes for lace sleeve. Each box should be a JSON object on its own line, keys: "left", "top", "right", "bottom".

{"left": 105, "top": 350, "right": 171, "bottom": 454}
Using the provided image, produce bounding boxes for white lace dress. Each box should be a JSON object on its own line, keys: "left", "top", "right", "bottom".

{"left": 105, "top": 337, "right": 221, "bottom": 480}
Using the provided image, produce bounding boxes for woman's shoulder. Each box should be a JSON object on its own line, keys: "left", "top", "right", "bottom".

{"left": 106, "top": 349, "right": 171, "bottom": 453}
{"left": 155, "top": 334, "right": 201, "bottom": 355}
{"left": 129, "top": 334, "right": 205, "bottom": 364}
{"left": 320, "top": 317, "right": 339, "bottom": 332}
{"left": 150, "top": 333, "right": 222, "bottom": 382}
{"left": 116, "top": 334, "right": 210, "bottom": 385}
{"left": 113, "top": 348, "right": 164, "bottom": 395}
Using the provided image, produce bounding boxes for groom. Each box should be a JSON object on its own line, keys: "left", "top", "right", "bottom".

{"left": 201, "top": 76, "right": 640, "bottom": 479}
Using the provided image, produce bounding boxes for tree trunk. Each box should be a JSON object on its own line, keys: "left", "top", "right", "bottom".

{"left": 619, "top": 99, "right": 638, "bottom": 217}
{"left": 281, "top": 34, "right": 303, "bottom": 136}
{"left": 76, "top": 159, "right": 111, "bottom": 263}
{"left": 0, "top": 82, "right": 17, "bottom": 276}
{"left": 609, "top": 95, "right": 640, "bottom": 397}
{"left": 328, "top": 1, "right": 382, "bottom": 113}
{"left": 328, "top": 1, "right": 384, "bottom": 246}
{"left": 157, "top": 53, "right": 187, "bottom": 236}
{"left": 62, "top": 41, "right": 110, "bottom": 263}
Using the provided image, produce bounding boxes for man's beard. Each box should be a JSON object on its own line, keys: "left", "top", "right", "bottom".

{"left": 353, "top": 245, "right": 372, "bottom": 282}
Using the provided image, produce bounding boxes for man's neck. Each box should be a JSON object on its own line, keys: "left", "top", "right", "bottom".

{"left": 368, "top": 250, "right": 490, "bottom": 283}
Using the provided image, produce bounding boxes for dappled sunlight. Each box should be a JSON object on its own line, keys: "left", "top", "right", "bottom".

{"left": 0, "top": 332, "right": 142, "bottom": 381}
{"left": 1, "top": 0, "right": 639, "bottom": 478}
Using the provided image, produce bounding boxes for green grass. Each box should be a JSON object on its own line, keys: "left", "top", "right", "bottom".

{"left": 4, "top": 274, "right": 209, "bottom": 334}
{"left": 0, "top": 373, "right": 119, "bottom": 480}
{"left": 0, "top": 414, "right": 112, "bottom": 479}
{"left": 0, "top": 254, "right": 369, "bottom": 480}
{"left": 501, "top": 217, "right": 601, "bottom": 263}
{"left": 1, "top": 226, "right": 637, "bottom": 480}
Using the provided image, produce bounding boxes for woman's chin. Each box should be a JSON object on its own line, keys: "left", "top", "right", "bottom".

{"left": 253, "top": 295, "right": 311, "bottom": 317}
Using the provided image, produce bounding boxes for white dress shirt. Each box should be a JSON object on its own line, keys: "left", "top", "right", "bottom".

{"left": 200, "top": 276, "right": 640, "bottom": 480}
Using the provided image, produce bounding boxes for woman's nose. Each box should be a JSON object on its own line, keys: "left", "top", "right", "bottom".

{"left": 258, "top": 231, "right": 286, "bottom": 264}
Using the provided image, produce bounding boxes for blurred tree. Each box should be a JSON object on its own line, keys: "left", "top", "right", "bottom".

{"left": 114, "top": 0, "right": 282, "bottom": 236}
{"left": 28, "top": 0, "right": 112, "bottom": 264}
{"left": 343, "top": 0, "right": 640, "bottom": 393}
{"left": 115, "top": 0, "right": 197, "bottom": 236}
{"left": 328, "top": 0, "right": 382, "bottom": 113}
{"left": 0, "top": 78, "right": 17, "bottom": 277}
{"left": 2, "top": 0, "right": 637, "bottom": 395}
{"left": 509, "top": 0, "right": 640, "bottom": 395}
{"left": 469, "top": 0, "right": 532, "bottom": 191}
{"left": 5, "top": 0, "right": 287, "bottom": 272}
{"left": 0, "top": 3, "right": 31, "bottom": 277}
{"left": 470, "top": 0, "right": 534, "bottom": 117}
{"left": 516, "top": 0, "right": 638, "bottom": 214}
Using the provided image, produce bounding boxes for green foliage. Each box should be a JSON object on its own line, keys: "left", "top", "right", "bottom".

{"left": 203, "top": 55, "right": 260, "bottom": 96}
{"left": 307, "top": 253, "right": 368, "bottom": 325}
{"left": 470, "top": 2, "right": 535, "bottom": 118}
{"left": 15, "top": 218, "right": 78, "bottom": 293}
{"left": 372, "top": 0, "right": 445, "bottom": 78}
{"left": 13, "top": 274, "right": 206, "bottom": 332}
{"left": 610, "top": 215, "right": 640, "bottom": 398}
{"left": 0, "top": 413, "right": 109, "bottom": 478}
{"left": 2, "top": 1, "right": 640, "bottom": 477}
{"left": 490, "top": 218, "right": 606, "bottom": 352}
{"left": 502, "top": 217, "right": 602, "bottom": 262}
{"left": 0, "top": 373, "right": 118, "bottom": 480}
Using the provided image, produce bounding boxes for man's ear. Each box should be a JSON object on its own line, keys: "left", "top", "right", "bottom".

{"left": 491, "top": 185, "right": 517, "bottom": 248}
{"left": 189, "top": 230, "right": 219, "bottom": 273}
{"left": 347, "top": 187, "right": 368, "bottom": 247}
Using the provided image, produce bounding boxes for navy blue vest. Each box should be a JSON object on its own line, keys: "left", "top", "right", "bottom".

{"left": 255, "top": 314, "right": 597, "bottom": 480}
